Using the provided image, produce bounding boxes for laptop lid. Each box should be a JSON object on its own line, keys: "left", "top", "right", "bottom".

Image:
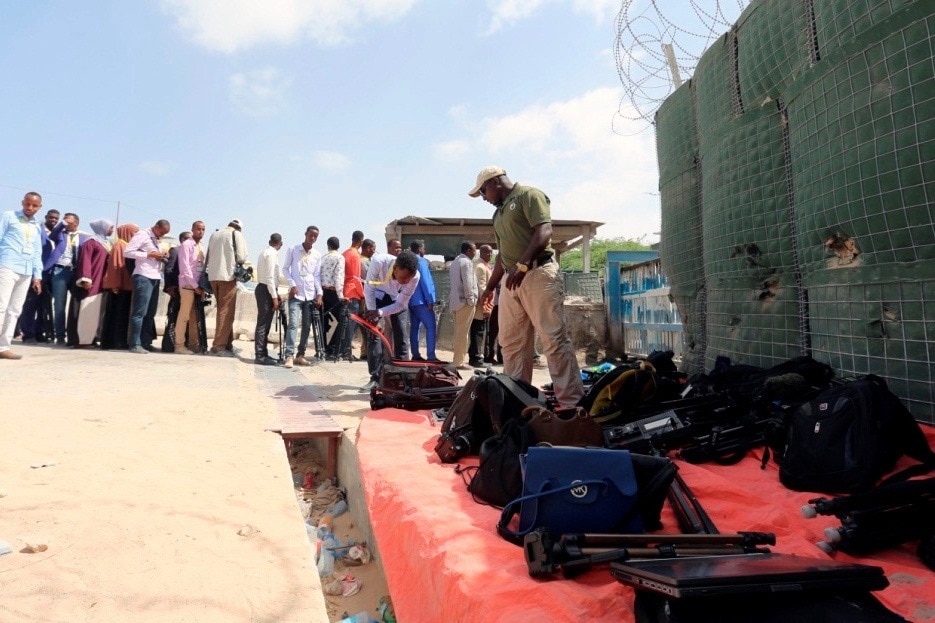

{"left": 610, "top": 553, "right": 888, "bottom": 599}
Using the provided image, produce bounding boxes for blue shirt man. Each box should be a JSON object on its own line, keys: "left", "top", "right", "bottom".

{"left": 407, "top": 240, "right": 438, "bottom": 361}
{"left": 0, "top": 192, "right": 44, "bottom": 358}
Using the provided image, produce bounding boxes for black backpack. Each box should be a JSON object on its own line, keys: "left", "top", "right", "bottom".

{"left": 435, "top": 372, "right": 492, "bottom": 463}
{"left": 779, "top": 375, "right": 935, "bottom": 493}
{"left": 435, "top": 373, "right": 545, "bottom": 461}
{"left": 472, "top": 374, "right": 547, "bottom": 445}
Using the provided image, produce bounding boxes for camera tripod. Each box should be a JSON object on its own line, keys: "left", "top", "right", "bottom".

{"left": 524, "top": 528, "right": 775, "bottom": 578}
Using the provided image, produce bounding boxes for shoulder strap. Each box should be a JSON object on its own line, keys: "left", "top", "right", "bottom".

{"left": 493, "top": 375, "right": 546, "bottom": 409}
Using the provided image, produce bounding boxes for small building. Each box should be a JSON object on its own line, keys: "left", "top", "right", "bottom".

{"left": 384, "top": 216, "right": 603, "bottom": 272}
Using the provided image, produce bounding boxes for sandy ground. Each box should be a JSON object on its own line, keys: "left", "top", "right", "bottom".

{"left": 0, "top": 340, "right": 329, "bottom": 623}
{"left": 0, "top": 333, "right": 560, "bottom": 623}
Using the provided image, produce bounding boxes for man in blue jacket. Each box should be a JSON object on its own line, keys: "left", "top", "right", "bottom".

{"left": 18, "top": 208, "right": 59, "bottom": 342}
{"left": 407, "top": 240, "right": 439, "bottom": 362}
{"left": 45, "top": 212, "right": 88, "bottom": 345}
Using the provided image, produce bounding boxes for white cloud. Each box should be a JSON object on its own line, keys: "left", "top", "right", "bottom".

{"left": 432, "top": 140, "right": 471, "bottom": 160}
{"left": 312, "top": 150, "right": 351, "bottom": 172}
{"left": 484, "top": 0, "right": 617, "bottom": 34}
{"left": 161, "top": 0, "right": 419, "bottom": 53}
{"left": 467, "top": 87, "right": 660, "bottom": 240}
{"left": 229, "top": 68, "right": 292, "bottom": 117}
{"left": 139, "top": 160, "right": 173, "bottom": 176}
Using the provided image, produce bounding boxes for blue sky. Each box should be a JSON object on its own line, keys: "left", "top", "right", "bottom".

{"left": 0, "top": 1, "right": 743, "bottom": 256}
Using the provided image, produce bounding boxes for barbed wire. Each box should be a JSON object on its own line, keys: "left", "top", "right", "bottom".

{"left": 614, "top": 0, "right": 749, "bottom": 130}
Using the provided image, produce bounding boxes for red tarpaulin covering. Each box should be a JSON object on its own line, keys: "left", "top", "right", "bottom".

{"left": 357, "top": 408, "right": 934, "bottom": 623}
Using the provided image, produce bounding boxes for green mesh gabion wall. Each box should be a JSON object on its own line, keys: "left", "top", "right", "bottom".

{"left": 737, "top": 0, "right": 813, "bottom": 106}
{"left": 788, "top": 7, "right": 935, "bottom": 273}
{"left": 656, "top": 81, "right": 707, "bottom": 373}
{"left": 701, "top": 105, "right": 797, "bottom": 280}
{"left": 813, "top": 0, "right": 915, "bottom": 57}
{"left": 807, "top": 262, "right": 935, "bottom": 419}
{"left": 693, "top": 33, "right": 740, "bottom": 157}
{"left": 654, "top": 0, "right": 935, "bottom": 423}
{"left": 705, "top": 273, "right": 804, "bottom": 369}
{"left": 700, "top": 104, "right": 804, "bottom": 368}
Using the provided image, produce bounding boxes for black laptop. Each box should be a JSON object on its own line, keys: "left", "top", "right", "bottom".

{"left": 610, "top": 553, "right": 889, "bottom": 599}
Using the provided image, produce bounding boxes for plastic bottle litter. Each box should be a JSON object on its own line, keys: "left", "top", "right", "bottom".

{"left": 336, "top": 613, "right": 376, "bottom": 623}
{"left": 327, "top": 499, "right": 349, "bottom": 518}
{"left": 317, "top": 544, "right": 335, "bottom": 577}
{"left": 377, "top": 596, "right": 396, "bottom": 623}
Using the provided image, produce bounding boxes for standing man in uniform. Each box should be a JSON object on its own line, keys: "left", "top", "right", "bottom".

{"left": 471, "top": 166, "right": 584, "bottom": 408}
{"left": 0, "top": 192, "right": 44, "bottom": 360}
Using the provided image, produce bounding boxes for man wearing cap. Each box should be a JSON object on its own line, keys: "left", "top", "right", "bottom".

{"left": 471, "top": 166, "right": 584, "bottom": 408}
{"left": 206, "top": 219, "right": 248, "bottom": 356}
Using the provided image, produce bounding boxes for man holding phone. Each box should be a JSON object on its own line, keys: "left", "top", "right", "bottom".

{"left": 0, "top": 192, "right": 44, "bottom": 360}
{"left": 125, "top": 219, "right": 171, "bottom": 354}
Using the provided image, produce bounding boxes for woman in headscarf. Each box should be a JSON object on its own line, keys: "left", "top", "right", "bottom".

{"left": 73, "top": 219, "right": 114, "bottom": 347}
{"left": 99, "top": 223, "right": 138, "bottom": 350}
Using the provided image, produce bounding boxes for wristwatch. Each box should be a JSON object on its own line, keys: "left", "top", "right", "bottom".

{"left": 516, "top": 262, "right": 529, "bottom": 273}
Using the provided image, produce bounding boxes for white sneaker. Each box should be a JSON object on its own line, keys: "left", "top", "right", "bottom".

{"left": 284, "top": 356, "right": 294, "bottom": 369}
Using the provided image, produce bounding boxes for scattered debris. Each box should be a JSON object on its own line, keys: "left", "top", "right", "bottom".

{"left": 236, "top": 525, "right": 259, "bottom": 538}
{"left": 21, "top": 542, "right": 48, "bottom": 554}
{"left": 30, "top": 462, "right": 57, "bottom": 469}
{"left": 0, "top": 541, "right": 12, "bottom": 556}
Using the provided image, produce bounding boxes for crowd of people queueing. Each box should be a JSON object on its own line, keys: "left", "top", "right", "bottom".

{"left": 0, "top": 193, "right": 500, "bottom": 375}
{"left": 1, "top": 166, "right": 584, "bottom": 409}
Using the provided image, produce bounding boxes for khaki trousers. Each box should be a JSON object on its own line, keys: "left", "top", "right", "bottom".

{"left": 451, "top": 304, "right": 474, "bottom": 366}
{"left": 175, "top": 287, "right": 201, "bottom": 350}
{"left": 211, "top": 280, "right": 238, "bottom": 352}
{"left": 498, "top": 261, "right": 584, "bottom": 408}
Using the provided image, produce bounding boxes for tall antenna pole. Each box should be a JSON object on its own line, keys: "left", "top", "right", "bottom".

{"left": 115, "top": 201, "right": 121, "bottom": 227}
{"left": 663, "top": 43, "right": 683, "bottom": 88}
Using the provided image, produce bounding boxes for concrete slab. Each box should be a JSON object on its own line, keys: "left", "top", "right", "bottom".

{"left": 0, "top": 342, "right": 328, "bottom": 623}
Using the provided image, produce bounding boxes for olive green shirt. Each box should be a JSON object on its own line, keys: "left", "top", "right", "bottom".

{"left": 492, "top": 183, "right": 554, "bottom": 269}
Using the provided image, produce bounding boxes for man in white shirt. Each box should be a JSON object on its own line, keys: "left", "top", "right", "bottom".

{"left": 124, "top": 219, "right": 171, "bottom": 354}
{"left": 254, "top": 233, "right": 283, "bottom": 365}
{"left": 448, "top": 241, "right": 478, "bottom": 370}
{"left": 362, "top": 249, "right": 421, "bottom": 388}
{"left": 319, "top": 235, "right": 345, "bottom": 361}
{"left": 281, "top": 226, "right": 323, "bottom": 368}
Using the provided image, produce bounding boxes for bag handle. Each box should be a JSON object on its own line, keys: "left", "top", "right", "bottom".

{"left": 496, "top": 479, "right": 609, "bottom": 546}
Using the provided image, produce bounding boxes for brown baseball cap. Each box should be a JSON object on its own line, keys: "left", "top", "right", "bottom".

{"left": 468, "top": 165, "right": 506, "bottom": 197}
